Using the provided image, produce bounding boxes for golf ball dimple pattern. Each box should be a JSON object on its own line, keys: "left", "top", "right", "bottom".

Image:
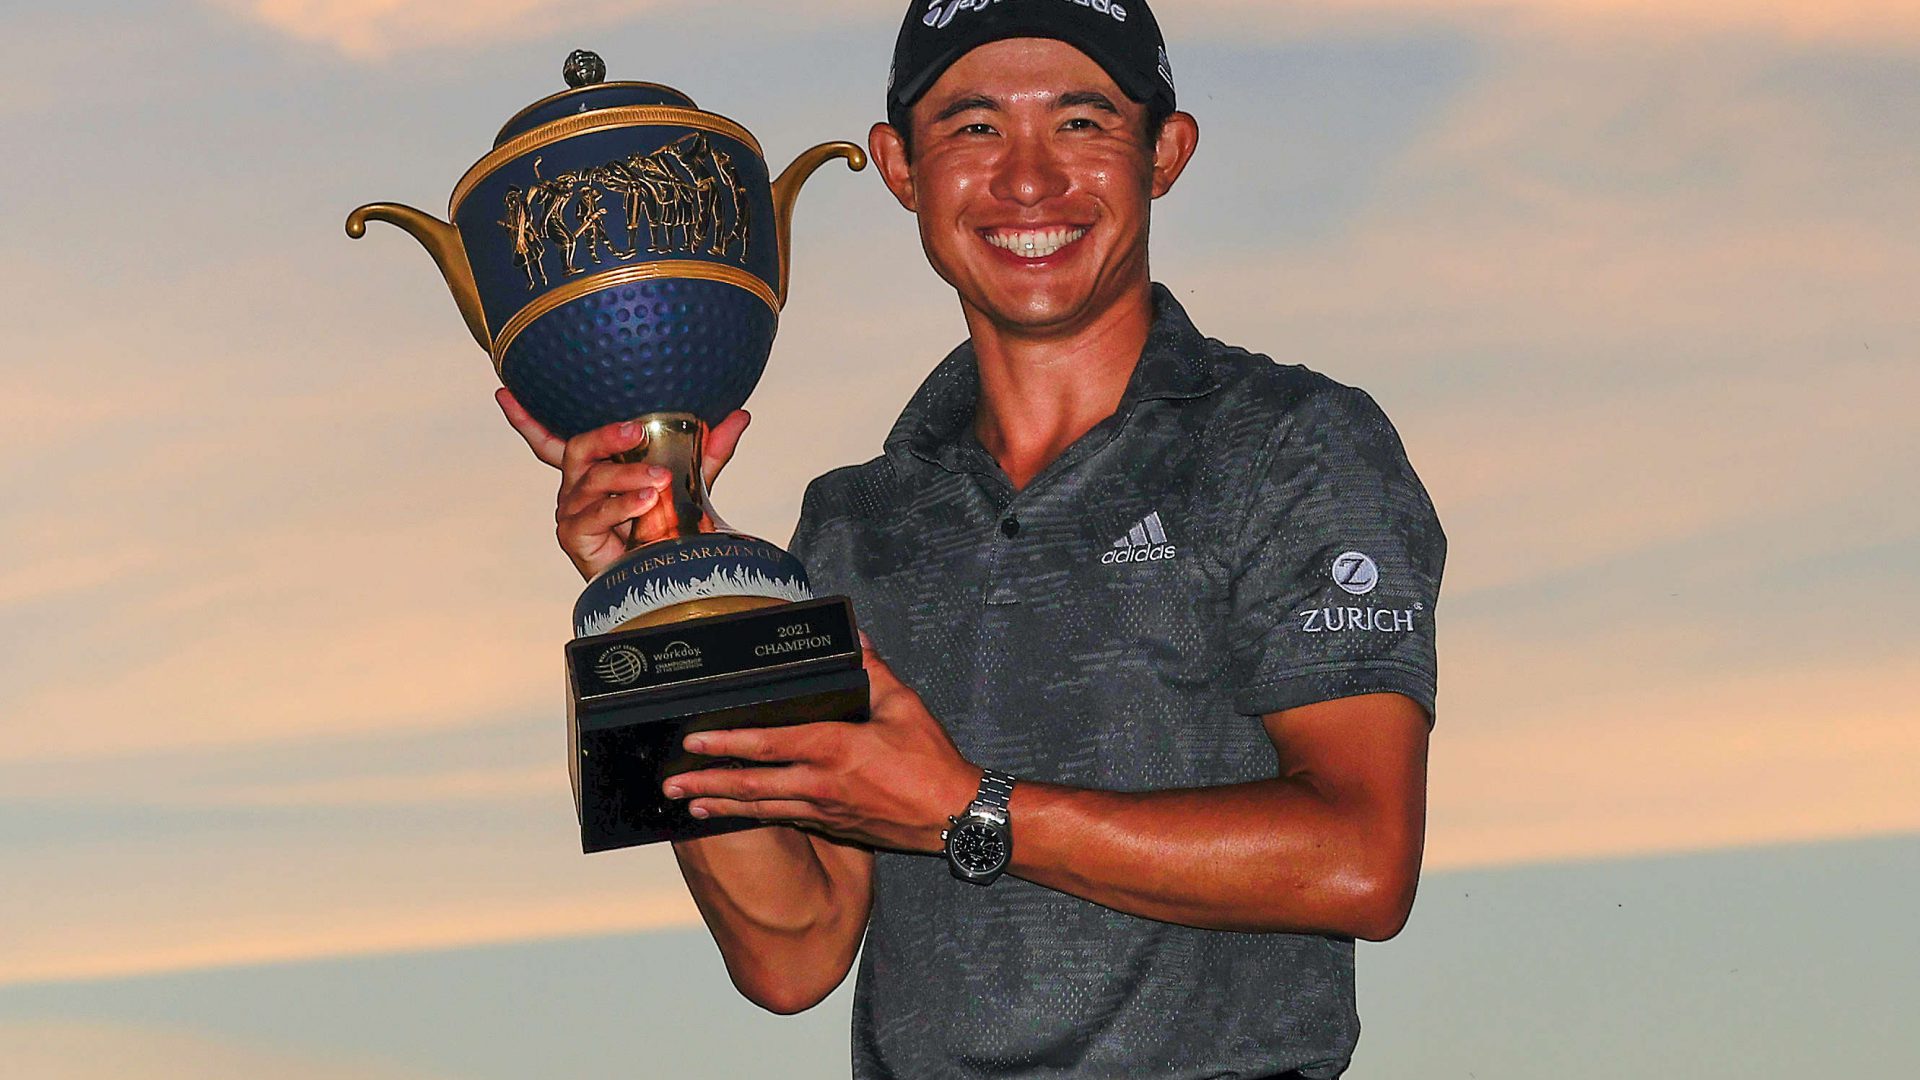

{"left": 501, "top": 278, "right": 776, "bottom": 438}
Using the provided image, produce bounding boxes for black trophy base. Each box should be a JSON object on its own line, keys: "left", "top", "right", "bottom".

{"left": 566, "top": 596, "right": 867, "bottom": 853}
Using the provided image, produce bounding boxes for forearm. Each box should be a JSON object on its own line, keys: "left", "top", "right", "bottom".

{"left": 671, "top": 826, "right": 870, "bottom": 1012}
{"left": 1005, "top": 776, "right": 1423, "bottom": 939}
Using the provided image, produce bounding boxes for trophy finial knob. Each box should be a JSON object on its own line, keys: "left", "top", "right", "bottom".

{"left": 564, "top": 50, "right": 606, "bottom": 89}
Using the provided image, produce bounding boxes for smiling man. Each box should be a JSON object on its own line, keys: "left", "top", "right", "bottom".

{"left": 502, "top": 2, "right": 1446, "bottom": 1077}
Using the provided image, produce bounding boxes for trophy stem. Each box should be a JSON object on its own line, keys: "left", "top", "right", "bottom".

{"left": 614, "top": 413, "right": 729, "bottom": 546}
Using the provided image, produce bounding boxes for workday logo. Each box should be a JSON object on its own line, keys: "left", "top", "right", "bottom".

{"left": 650, "top": 640, "right": 705, "bottom": 675}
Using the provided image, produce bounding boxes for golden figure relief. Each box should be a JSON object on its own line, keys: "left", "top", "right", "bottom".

{"left": 498, "top": 185, "right": 548, "bottom": 288}
{"left": 574, "top": 185, "right": 619, "bottom": 265}
{"left": 505, "top": 133, "right": 756, "bottom": 288}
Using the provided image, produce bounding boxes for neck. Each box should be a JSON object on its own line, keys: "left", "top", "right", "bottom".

{"left": 964, "top": 280, "right": 1156, "bottom": 491}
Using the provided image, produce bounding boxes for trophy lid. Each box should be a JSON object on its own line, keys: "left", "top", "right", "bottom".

{"left": 494, "top": 50, "right": 698, "bottom": 146}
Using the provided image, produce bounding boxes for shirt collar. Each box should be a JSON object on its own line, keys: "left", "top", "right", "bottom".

{"left": 885, "top": 283, "right": 1220, "bottom": 469}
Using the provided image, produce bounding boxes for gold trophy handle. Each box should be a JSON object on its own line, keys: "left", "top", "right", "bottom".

{"left": 346, "top": 202, "right": 492, "bottom": 353}
{"left": 770, "top": 142, "right": 868, "bottom": 305}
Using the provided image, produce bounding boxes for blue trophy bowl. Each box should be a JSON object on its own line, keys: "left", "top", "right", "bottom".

{"left": 348, "top": 51, "right": 865, "bottom": 635}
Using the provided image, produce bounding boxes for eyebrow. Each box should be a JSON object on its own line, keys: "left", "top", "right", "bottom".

{"left": 1058, "top": 90, "right": 1121, "bottom": 113}
{"left": 928, "top": 89, "right": 1123, "bottom": 125}
{"left": 931, "top": 95, "right": 1000, "bottom": 124}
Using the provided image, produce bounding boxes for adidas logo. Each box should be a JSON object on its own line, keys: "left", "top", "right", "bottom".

{"left": 1101, "top": 511, "right": 1177, "bottom": 565}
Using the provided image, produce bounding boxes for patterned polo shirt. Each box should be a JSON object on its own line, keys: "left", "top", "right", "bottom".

{"left": 787, "top": 284, "right": 1445, "bottom": 1080}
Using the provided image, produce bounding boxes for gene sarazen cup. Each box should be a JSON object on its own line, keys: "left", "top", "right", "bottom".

{"left": 349, "top": 51, "right": 870, "bottom": 852}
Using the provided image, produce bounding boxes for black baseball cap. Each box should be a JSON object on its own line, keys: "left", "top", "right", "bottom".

{"left": 888, "top": 0, "right": 1176, "bottom": 117}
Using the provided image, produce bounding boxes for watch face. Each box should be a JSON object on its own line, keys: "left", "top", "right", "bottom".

{"left": 948, "top": 820, "right": 1009, "bottom": 874}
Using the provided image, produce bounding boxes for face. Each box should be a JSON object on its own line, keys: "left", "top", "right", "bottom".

{"left": 872, "top": 38, "right": 1197, "bottom": 339}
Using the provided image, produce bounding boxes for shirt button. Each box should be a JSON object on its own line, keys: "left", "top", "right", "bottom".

{"left": 1000, "top": 517, "right": 1020, "bottom": 539}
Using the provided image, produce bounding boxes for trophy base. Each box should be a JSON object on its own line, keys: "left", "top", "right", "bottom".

{"left": 566, "top": 595, "right": 867, "bottom": 852}
{"left": 573, "top": 531, "right": 814, "bottom": 638}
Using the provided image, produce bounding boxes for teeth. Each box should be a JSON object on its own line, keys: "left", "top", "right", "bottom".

{"left": 986, "top": 227, "right": 1088, "bottom": 259}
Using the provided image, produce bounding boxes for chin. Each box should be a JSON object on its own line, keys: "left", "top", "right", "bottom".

{"left": 976, "top": 281, "right": 1098, "bottom": 330}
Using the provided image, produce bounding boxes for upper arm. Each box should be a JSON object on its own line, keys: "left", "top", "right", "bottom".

{"left": 801, "top": 829, "right": 876, "bottom": 983}
{"left": 806, "top": 829, "right": 876, "bottom": 930}
{"left": 1262, "top": 691, "right": 1430, "bottom": 937}
{"left": 1225, "top": 382, "right": 1446, "bottom": 721}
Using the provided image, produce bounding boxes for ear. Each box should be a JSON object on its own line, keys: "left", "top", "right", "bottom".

{"left": 1149, "top": 111, "right": 1200, "bottom": 199}
{"left": 870, "top": 121, "right": 918, "bottom": 212}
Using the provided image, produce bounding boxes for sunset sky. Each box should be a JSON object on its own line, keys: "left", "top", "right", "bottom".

{"left": 1, "top": 0, "right": 1915, "bottom": 1076}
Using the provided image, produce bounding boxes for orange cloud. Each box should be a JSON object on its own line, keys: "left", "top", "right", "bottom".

{"left": 0, "top": 805, "right": 701, "bottom": 987}
{"left": 1426, "top": 646, "right": 1920, "bottom": 870}
{"left": 213, "top": 0, "right": 643, "bottom": 57}
{"left": 5, "top": 0, "right": 1914, "bottom": 993}
{"left": 210, "top": 0, "right": 1920, "bottom": 58}
{"left": 1187, "top": 0, "right": 1920, "bottom": 43}
{"left": 0, "top": 1021, "right": 447, "bottom": 1080}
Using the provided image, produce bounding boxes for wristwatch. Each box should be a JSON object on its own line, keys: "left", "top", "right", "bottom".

{"left": 942, "top": 768, "right": 1015, "bottom": 885}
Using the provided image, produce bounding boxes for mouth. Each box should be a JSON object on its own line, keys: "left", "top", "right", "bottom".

{"left": 982, "top": 226, "right": 1090, "bottom": 261}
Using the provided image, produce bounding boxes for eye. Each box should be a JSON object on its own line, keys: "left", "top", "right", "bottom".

{"left": 959, "top": 122, "right": 997, "bottom": 136}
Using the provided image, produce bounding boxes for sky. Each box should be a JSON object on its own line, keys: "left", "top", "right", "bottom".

{"left": 1, "top": 0, "right": 1916, "bottom": 1076}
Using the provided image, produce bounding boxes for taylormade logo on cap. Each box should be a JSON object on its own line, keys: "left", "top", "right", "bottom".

{"left": 924, "top": 0, "right": 1129, "bottom": 31}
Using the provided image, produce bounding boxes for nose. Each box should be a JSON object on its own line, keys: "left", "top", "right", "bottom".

{"left": 990, "top": 132, "right": 1070, "bottom": 207}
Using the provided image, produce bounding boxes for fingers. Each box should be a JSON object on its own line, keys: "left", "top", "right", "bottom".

{"left": 558, "top": 486, "right": 660, "bottom": 547}
{"left": 702, "top": 409, "right": 750, "bottom": 488}
{"left": 557, "top": 460, "right": 671, "bottom": 520}
{"left": 666, "top": 763, "right": 823, "bottom": 805}
{"left": 682, "top": 797, "right": 817, "bottom": 822}
{"left": 561, "top": 419, "right": 650, "bottom": 481}
{"left": 683, "top": 722, "right": 840, "bottom": 764}
{"left": 496, "top": 388, "right": 566, "bottom": 469}
{"left": 548, "top": 422, "right": 668, "bottom": 577}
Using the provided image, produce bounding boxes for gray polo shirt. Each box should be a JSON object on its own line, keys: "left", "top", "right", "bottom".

{"left": 788, "top": 285, "right": 1445, "bottom": 1080}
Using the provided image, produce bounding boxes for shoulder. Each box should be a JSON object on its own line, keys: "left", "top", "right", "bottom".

{"left": 787, "top": 453, "right": 916, "bottom": 598}
{"left": 790, "top": 453, "right": 901, "bottom": 550}
{"left": 799, "top": 454, "right": 899, "bottom": 518}
{"left": 1190, "top": 338, "right": 1409, "bottom": 466}
{"left": 1189, "top": 338, "right": 1442, "bottom": 550}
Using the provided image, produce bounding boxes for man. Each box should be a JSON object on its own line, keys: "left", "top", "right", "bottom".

{"left": 500, "top": 2, "right": 1445, "bottom": 1076}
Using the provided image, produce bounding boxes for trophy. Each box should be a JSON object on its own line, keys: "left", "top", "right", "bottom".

{"left": 347, "top": 51, "right": 870, "bottom": 852}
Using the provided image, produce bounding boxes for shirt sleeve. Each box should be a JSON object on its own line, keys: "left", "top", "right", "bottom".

{"left": 1225, "top": 383, "right": 1447, "bottom": 722}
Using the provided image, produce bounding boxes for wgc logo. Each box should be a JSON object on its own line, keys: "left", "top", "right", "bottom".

{"left": 593, "top": 645, "right": 648, "bottom": 687}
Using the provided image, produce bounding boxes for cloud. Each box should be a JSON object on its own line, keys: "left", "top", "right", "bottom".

{"left": 0, "top": 795, "right": 702, "bottom": 986}
{"left": 0, "top": 1020, "right": 447, "bottom": 1080}
{"left": 1426, "top": 650, "right": 1920, "bottom": 869}
{"left": 211, "top": 0, "right": 644, "bottom": 57}
{"left": 1160, "top": 37, "right": 1920, "bottom": 602}
{"left": 3, "top": 0, "right": 1915, "bottom": 993}
{"left": 1188, "top": 0, "right": 1920, "bottom": 44}
{"left": 1152, "top": 34, "right": 1920, "bottom": 867}
{"left": 206, "top": 0, "right": 1920, "bottom": 58}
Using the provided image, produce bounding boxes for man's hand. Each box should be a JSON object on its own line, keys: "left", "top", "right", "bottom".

{"left": 495, "top": 388, "right": 751, "bottom": 580}
{"left": 663, "top": 638, "right": 981, "bottom": 853}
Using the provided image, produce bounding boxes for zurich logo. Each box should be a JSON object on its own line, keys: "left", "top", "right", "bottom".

{"left": 1331, "top": 551, "right": 1379, "bottom": 595}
